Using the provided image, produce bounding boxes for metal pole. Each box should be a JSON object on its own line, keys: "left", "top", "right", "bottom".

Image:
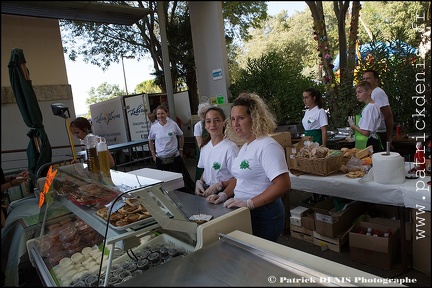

{"left": 157, "top": 2, "right": 177, "bottom": 121}
{"left": 121, "top": 55, "right": 135, "bottom": 95}
{"left": 121, "top": 56, "right": 128, "bottom": 95}
{"left": 65, "top": 117, "right": 77, "bottom": 160}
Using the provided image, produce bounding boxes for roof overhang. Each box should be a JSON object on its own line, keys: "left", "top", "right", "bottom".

{"left": 1, "top": 1, "right": 152, "bottom": 26}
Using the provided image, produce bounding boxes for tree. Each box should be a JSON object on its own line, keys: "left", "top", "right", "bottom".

{"left": 60, "top": 1, "right": 267, "bottom": 114}
{"left": 83, "top": 82, "right": 124, "bottom": 116}
{"left": 136, "top": 79, "right": 162, "bottom": 94}
{"left": 229, "top": 49, "right": 319, "bottom": 125}
{"left": 304, "top": 1, "right": 361, "bottom": 128}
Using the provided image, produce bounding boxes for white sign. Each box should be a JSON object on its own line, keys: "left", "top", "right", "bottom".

{"left": 124, "top": 94, "right": 151, "bottom": 141}
{"left": 90, "top": 97, "right": 128, "bottom": 145}
{"left": 212, "top": 68, "right": 223, "bottom": 80}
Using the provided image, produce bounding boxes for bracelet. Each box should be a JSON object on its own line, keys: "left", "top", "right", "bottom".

{"left": 179, "top": 148, "right": 183, "bottom": 151}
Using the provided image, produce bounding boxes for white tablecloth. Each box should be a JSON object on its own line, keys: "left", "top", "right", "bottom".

{"left": 289, "top": 162, "right": 430, "bottom": 211}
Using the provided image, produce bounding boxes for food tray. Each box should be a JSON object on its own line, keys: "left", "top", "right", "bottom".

{"left": 93, "top": 212, "right": 155, "bottom": 231}
{"left": 295, "top": 153, "right": 344, "bottom": 176}
{"left": 112, "top": 233, "right": 194, "bottom": 264}
{"left": 68, "top": 194, "right": 117, "bottom": 206}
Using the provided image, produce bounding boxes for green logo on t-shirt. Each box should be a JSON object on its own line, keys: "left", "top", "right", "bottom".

{"left": 212, "top": 162, "right": 221, "bottom": 170}
{"left": 240, "top": 160, "right": 251, "bottom": 170}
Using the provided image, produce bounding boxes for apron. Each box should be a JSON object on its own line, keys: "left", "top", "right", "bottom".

{"left": 305, "top": 129, "right": 322, "bottom": 145}
{"left": 354, "top": 114, "right": 368, "bottom": 149}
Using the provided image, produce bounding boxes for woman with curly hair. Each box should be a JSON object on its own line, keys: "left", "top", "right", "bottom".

{"left": 207, "top": 92, "right": 291, "bottom": 242}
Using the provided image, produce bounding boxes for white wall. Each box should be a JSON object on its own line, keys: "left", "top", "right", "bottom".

{"left": 1, "top": 15, "right": 78, "bottom": 170}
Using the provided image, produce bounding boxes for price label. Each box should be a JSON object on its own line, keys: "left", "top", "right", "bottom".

{"left": 38, "top": 166, "right": 58, "bottom": 207}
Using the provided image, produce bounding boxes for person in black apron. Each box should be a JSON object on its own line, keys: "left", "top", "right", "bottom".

{"left": 301, "top": 88, "right": 328, "bottom": 146}
{"left": 301, "top": 88, "right": 329, "bottom": 204}
{"left": 348, "top": 81, "right": 384, "bottom": 153}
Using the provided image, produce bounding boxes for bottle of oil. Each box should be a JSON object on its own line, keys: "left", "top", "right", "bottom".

{"left": 97, "top": 137, "right": 111, "bottom": 178}
{"left": 84, "top": 130, "right": 99, "bottom": 173}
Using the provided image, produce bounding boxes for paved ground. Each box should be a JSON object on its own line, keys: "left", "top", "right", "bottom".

{"left": 12, "top": 156, "right": 430, "bottom": 287}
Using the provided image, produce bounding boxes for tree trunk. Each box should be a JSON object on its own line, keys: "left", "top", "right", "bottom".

{"left": 306, "top": 1, "right": 339, "bottom": 123}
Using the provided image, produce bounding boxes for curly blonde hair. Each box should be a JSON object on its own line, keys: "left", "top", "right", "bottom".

{"left": 225, "top": 92, "right": 277, "bottom": 141}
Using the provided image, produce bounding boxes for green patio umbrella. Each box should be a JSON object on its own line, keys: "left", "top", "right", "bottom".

{"left": 8, "top": 48, "right": 52, "bottom": 178}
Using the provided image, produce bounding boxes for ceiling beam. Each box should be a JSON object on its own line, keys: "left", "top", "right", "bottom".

{"left": 1, "top": 1, "right": 152, "bottom": 26}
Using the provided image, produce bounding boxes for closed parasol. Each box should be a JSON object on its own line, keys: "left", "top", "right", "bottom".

{"left": 8, "top": 48, "right": 52, "bottom": 177}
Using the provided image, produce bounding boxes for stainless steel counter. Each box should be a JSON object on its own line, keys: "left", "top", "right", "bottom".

{"left": 117, "top": 233, "right": 323, "bottom": 287}
{"left": 117, "top": 231, "right": 405, "bottom": 287}
{"left": 169, "top": 190, "right": 234, "bottom": 219}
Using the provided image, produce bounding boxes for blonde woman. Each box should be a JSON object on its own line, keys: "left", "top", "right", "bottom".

{"left": 207, "top": 93, "right": 291, "bottom": 242}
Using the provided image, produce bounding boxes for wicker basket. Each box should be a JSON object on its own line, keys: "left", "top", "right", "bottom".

{"left": 295, "top": 153, "right": 344, "bottom": 176}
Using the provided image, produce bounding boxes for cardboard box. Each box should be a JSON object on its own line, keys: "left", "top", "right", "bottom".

{"left": 349, "top": 221, "right": 399, "bottom": 270}
{"left": 285, "top": 139, "right": 307, "bottom": 170}
{"left": 290, "top": 216, "right": 301, "bottom": 226}
{"left": 290, "top": 224, "right": 313, "bottom": 243}
{"left": 312, "top": 197, "right": 365, "bottom": 238}
{"left": 286, "top": 146, "right": 299, "bottom": 170}
{"left": 365, "top": 215, "right": 412, "bottom": 241}
{"left": 301, "top": 212, "right": 315, "bottom": 231}
{"left": 269, "top": 131, "right": 292, "bottom": 148}
{"left": 412, "top": 210, "right": 430, "bottom": 276}
{"left": 313, "top": 230, "right": 349, "bottom": 253}
{"left": 290, "top": 206, "right": 310, "bottom": 217}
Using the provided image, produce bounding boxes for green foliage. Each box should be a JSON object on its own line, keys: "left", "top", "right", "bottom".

{"left": 229, "top": 49, "right": 322, "bottom": 125}
{"left": 354, "top": 30, "right": 431, "bottom": 134}
{"left": 136, "top": 79, "right": 162, "bottom": 94}
{"left": 84, "top": 82, "right": 124, "bottom": 115}
{"left": 359, "top": 2, "right": 427, "bottom": 45}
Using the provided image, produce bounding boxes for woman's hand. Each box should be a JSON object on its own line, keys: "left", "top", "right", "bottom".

{"left": 206, "top": 192, "right": 227, "bottom": 205}
{"left": 11, "top": 171, "right": 29, "bottom": 186}
{"left": 223, "top": 198, "right": 255, "bottom": 210}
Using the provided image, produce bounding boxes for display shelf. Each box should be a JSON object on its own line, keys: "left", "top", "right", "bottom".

{"left": 27, "top": 165, "right": 252, "bottom": 287}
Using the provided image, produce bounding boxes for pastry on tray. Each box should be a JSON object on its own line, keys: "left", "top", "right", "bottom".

{"left": 95, "top": 197, "right": 151, "bottom": 227}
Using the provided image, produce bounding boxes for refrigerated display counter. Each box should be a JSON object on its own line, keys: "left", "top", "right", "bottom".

{"left": 26, "top": 164, "right": 252, "bottom": 287}
{"left": 118, "top": 230, "right": 406, "bottom": 287}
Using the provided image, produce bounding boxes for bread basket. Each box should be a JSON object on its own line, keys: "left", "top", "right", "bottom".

{"left": 295, "top": 153, "right": 344, "bottom": 176}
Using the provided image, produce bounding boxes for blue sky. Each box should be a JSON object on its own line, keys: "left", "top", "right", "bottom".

{"left": 65, "top": 2, "right": 307, "bottom": 115}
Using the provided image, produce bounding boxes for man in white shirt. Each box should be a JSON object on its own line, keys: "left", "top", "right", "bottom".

{"left": 363, "top": 69, "right": 394, "bottom": 146}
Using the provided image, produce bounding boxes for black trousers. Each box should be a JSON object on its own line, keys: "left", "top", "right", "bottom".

{"left": 155, "top": 155, "right": 195, "bottom": 194}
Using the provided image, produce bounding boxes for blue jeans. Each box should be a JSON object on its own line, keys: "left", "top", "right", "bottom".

{"left": 250, "top": 197, "right": 285, "bottom": 242}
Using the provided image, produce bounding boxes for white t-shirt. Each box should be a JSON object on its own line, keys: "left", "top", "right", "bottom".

{"left": 358, "top": 103, "right": 382, "bottom": 139}
{"left": 197, "top": 138, "right": 239, "bottom": 185}
{"left": 148, "top": 120, "right": 183, "bottom": 158}
{"left": 302, "top": 106, "right": 328, "bottom": 130}
{"left": 230, "top": 136, "right": 289, "bottom": 200}
{"left": 193, "top": 121, "right": 204, "bottom": 137}
{"left": 371, "top": 87, "right": 389, "bottom": 132}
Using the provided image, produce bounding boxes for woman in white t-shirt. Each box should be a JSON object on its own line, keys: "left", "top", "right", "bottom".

{"left": 207, "top": 93, "right": 291, "bottom": 242}
{"left": 301, "top": 88, "right": 328, "bottom": 146}
{"left": 195, "top": 106, "right": 239, "bottom": 197}
{"left": 193, "top": 103, "right": 212, "bottom": 181}
{"left": 148, "top": 105, "right": 195, "bottom": 193}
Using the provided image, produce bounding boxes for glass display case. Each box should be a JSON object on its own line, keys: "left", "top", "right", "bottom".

{"left": 26, "top": 163, "right": 252, "bottom": 287}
